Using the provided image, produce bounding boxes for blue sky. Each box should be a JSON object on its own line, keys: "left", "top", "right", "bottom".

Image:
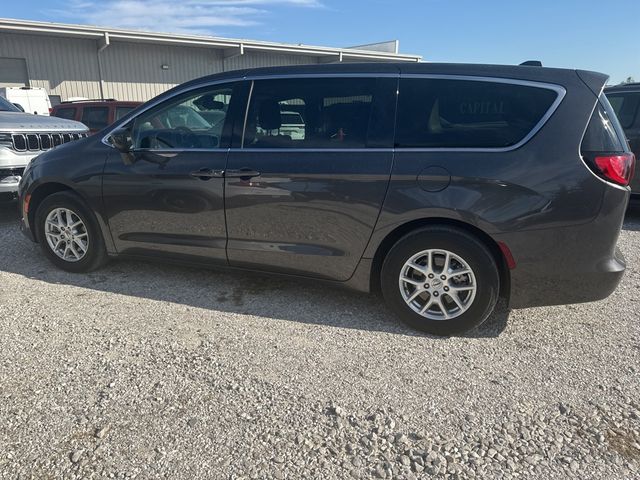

{"left": 3, "top": 0, "right": 639, "bottom": 84}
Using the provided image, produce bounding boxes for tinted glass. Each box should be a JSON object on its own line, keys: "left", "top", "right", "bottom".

{"left": 243, "top": 77, "right": 391, "bottom": 149}
{"left": 0, "top": 96, "right": 20, "bottom": 112}
{"left": 131, "top": 85, "right": 234, "bottom": 149}
{"left": 581, "top": 95, "right": 628, "bottom": 153}
{"left": 395, "top": 78, "right": 559, "bottom": 148}
{"left": 606, "top": 92, "right": 640, "bottom": 129}
{"left": 115, "top": 106, "right": 136, "bottom": 120}
{"left": 81, "top": 107, "right": 109, "bottom": 130}
{"left": 54, "top": 107, "right": 76, "bottom": 120}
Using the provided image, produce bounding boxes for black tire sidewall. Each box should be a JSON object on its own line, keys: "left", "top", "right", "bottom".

{"left": 381, "top": 228, "right": 500, "bottom": 335}
{"left": 35, "top": 192, "right": 106, "bottom": 273}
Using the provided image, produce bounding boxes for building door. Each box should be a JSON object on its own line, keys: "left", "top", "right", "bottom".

{"left": 0, "top": 58, "right": 28, "bottom": 87}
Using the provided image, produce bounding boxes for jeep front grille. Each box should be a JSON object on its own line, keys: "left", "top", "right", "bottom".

{"left": 9, "top": 132, "right": 89, "bottom": 152}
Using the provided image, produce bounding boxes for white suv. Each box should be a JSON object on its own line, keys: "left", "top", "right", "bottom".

{"left": 0, "top": 96, "right": 87, "bottom": 197}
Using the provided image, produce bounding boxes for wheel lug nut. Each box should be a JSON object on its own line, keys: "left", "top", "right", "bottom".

{"left": 428, "top": 274, "right": 434, "bottom": 279}
{"left": 440, "top": 275, "right": 446, "bottom": 280}
{"left": 444, "top": 286, "right": 449, "bottom": 292}
{"left": 424, "top": 284, "right": 429, "bottom": 289}
{"left": 433, "top": 292, "right": 439, "bottom": 297}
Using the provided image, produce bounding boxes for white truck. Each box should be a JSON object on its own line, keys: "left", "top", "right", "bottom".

{"left": 0, "top": 96, "right": 87, "bottom": 197}
{"left": 0, "top": 86, "right": 52, "bottom": 116}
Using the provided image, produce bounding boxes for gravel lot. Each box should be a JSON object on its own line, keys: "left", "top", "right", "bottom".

{"left": 0, "top": 201, "right": 639, "bottom": 480}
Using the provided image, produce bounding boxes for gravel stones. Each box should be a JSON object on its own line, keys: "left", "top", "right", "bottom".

{"left": 0, "top": 204, "right": 639, "bottom": 479}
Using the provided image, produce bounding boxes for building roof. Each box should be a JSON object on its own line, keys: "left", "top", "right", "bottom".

{"left": 0, "top": 18, "right": 422, "bottom": 63}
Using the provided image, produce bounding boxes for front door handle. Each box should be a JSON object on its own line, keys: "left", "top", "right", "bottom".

{"left": 190, "top": 168, "right": 224, "bottom": 180}
{"left": 226, "top": 168, "right": 261, "bottom": 179}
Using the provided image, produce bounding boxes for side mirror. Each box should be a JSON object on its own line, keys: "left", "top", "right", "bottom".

{"left": 109, "top": 128, "right": 133, "bottom": 153}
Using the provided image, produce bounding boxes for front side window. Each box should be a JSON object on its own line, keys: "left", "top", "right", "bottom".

{"left": 243, "top": 77, "right": 390, "bottom": 149}
{"left": 606, "top": 92, "right": 640, "bottom": 129}
{"left": 81, "top": 107, "right": 109, "bottom": 131}
{"left": 131, "top": 85, "right": 233, "bottom": 150}
{"left": 395, "top": 78, "right": 560, "bottom": 149}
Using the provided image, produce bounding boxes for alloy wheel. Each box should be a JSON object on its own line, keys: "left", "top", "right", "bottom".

{"left": 399, "top": 249, "right": 477, "bottom": 321}
{"left": 44, "top": 208, "right": 89, "bottom": 262}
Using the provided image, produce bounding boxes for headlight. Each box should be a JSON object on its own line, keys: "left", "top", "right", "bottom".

{"left": 0, "top": 133, "right": 12, "bottom": 149}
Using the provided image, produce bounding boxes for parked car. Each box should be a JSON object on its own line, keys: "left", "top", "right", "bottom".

{"left": 0, "top": 86, "right": 52, "bottom": 115}
{"left": 0, "top": 95, "right": 88, "bottom": 199}
{"left": 604, "top": 83, "right": 640, "bottom": 198}
{"left": 18, "top": 63, "right": 634, "bottom": 335}
{"left": 51, "top": 100, "right": 142, "bottom": 134}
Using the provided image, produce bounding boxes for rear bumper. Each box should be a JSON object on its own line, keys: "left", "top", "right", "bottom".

{"left": 508, "top": 246, "right": 625, "bottom": 308}
{"left": 502, "top": 185, "right": 628, "bottom": 309}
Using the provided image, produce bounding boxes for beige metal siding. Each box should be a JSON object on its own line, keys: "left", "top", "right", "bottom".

{"left": 99, "top": 41, "right": 224, "bottom": 101}
{"left": 0, "top": 32, "right": 102, "bottom": 99}
{"left": 0, "top": 32, "right": 323, "bottom": 102}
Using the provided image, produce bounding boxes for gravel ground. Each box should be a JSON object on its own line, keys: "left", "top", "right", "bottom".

{"left": 0, "top": 201, "right": 639, "bottom": 480}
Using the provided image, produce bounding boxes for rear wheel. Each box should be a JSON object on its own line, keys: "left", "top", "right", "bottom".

{"left": 381, "top": 226, "right": 500, "bottom": 335}
{"left": 35, "top": 191, "right": 108, "bottom": 273}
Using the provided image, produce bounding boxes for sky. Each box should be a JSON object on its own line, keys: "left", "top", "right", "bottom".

{"left": 3, "top": 0, "right": 639, "bottom": 84}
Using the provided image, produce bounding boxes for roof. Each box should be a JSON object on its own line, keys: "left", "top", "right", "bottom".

{"left": 605, "top": 82, "right": 640, "bottom": 91}
{"left": 0, "top": 18, "right": 422, "bottom": 63}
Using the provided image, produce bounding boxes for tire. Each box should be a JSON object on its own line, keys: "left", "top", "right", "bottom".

{"left": 34, "top": 191, "right": 108, "bottom": 273}
{"left": 381, "top": 226, "right": 500, "bottom": 336}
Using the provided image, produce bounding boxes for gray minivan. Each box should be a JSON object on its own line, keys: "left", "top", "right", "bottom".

{"left": 18, "top": 63, "right": 634, "bottom": 335}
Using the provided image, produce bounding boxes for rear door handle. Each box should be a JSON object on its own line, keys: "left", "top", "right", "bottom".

{"left": 226, "top": 168, "right": 261, "bottom": 179}
{"left": 190, "top": 168, "right": 224, "bottom": 180}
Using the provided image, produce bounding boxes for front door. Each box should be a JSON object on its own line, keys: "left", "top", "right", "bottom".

{"left": 102, "top": 82, "right": 242, "bottom": 264}
{"left": 224, "top": 76, "right": 398, "bottom": 280}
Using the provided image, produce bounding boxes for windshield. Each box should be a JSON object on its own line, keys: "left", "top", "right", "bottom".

{"left": 0, "top": 96, "right": 20, "bottom": 112}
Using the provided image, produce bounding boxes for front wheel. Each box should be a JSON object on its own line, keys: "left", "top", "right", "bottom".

{"left": 34, "top": 191, "right": 108, "bottom": 273}
{"left": 381, "top": 226, "right": 500, "bottom": 335}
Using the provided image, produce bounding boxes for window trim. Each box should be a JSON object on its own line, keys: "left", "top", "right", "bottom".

{"left": 394, "top": 74, "right": 566, "bottom": 152}
{"left": 102, "top": 73, "right": 566, "bottom": 153}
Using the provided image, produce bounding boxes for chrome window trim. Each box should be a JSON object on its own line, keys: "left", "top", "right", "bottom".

{"left": 234, "top": 148, "right": 395, "bottom": 153}
{"left": 241, "top": 80, "right": 254, "bottom": 149}
{"left": 123, "top": 147, "right": 395, "bottom": 154}
{"left": 101, "top": 72, "right": 566, "bottom": 154}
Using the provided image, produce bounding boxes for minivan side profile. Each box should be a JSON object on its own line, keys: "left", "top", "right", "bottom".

{"left": 18, "top": 63, "right": 634, "bottom": 335}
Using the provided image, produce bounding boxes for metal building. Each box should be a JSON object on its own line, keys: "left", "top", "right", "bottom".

{"left": 0, "top": 18, "right": 421, "bottom": 104}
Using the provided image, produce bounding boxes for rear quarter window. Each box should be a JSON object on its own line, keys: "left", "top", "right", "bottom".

{"left": 581, "top": 94, "right": 629, "bottom": 153}
{"left": 395, "top": 78, "right": 560, "bottom": 149}
{"left": 115, "top": 106, "right": 136, "bottom": 120}
{"left": 81, "top": 106, "right": 109, "bottom": 131}
{"left": 54, "top": 107, "right": 77, "bottom": 120}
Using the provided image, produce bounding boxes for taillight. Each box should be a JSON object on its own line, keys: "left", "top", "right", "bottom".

{"left": 594, "top": 153, "right": 636, "bottom": 186}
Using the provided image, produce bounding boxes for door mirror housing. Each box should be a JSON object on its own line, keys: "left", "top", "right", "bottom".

{"left": 109, "top": 128, "right": 133, "bottom": 153}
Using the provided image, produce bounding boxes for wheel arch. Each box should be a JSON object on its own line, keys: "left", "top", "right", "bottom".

{"left": 369, "top": 217, "right": 511, "bottom": 300}
{"left": 27, "top": 182, "right": 74, "bottom": 240}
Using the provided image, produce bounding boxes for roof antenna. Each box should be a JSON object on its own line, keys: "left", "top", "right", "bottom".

{"left": 520, "top": 60, "right": 543, "bottom": 67}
